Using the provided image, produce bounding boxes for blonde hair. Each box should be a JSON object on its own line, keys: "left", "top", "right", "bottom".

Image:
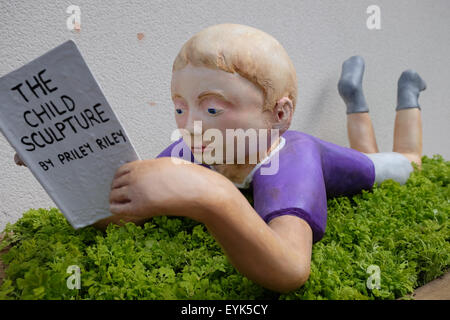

{"left": 172, "top": 23, "right": 298, "bottom": 113}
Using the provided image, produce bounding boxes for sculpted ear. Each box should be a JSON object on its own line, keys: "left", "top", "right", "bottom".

{"left": 271, "top": 97, "right": 293, "bottom": 134}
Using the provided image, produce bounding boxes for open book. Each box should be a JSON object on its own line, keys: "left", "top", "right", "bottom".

{"left": 0, "top": 40, "right": 140, "bottom": 228}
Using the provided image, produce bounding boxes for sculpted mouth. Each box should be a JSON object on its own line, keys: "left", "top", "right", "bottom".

{"left": 191, "top": 145, "right": 206, "bottom": 151}
{"left": 191, "top": 144, "right": 213, "bottom": 152}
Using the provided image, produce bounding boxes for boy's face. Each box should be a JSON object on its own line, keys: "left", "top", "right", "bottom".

{"left": 171, "top": 63, "right": 274, "bottom": 163}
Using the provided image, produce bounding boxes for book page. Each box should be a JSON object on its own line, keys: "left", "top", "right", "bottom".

{"left": 0, "top": 40, "right": 140, "bottom": 228}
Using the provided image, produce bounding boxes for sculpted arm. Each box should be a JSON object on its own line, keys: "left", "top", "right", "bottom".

{"left": 106, "top": 157, "right": 312, "bottom": 293}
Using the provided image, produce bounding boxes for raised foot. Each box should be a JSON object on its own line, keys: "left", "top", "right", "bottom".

{"left": 338, "top": 55, "right": 369, "bottom": 114}
{"left": 398, "top": 69, "right": 427, "bottom": 91}
{"left": 396, "top": 70, "right": 427, "bottom": 111}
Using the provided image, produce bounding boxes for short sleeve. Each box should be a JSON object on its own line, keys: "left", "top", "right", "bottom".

{"left": 251, "top": 139, "right": 327, "bottom": 243}
{"left": 156, "top": 137, "right": 187, "bottom": 159}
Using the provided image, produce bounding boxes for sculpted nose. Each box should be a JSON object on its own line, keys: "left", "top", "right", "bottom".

{"left": 181, "top": 112, "right": 204, "bottom": 147}
{"left": 184, "top": 111, "right": 203, "bottom": 136}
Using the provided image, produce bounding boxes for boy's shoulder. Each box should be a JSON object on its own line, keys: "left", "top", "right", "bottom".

{"left": 281, "top": 130, "right": 323, "bottom": 155}
{"left": 282, "top": 129, "right": 320, "bottom": 144}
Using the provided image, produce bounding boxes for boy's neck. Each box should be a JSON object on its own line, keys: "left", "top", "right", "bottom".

{"left": 211, "top": 136, "right": 281, "bottom": 185}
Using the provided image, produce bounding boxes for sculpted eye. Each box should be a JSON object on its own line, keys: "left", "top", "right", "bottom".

{"left": 207, "top": 108, "right": 218, "bottom": 115}
{"left": 175, "top": 108, "right": 184, "bottom": 115}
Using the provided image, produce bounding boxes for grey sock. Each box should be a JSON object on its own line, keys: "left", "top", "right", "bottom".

{"left": 338, "top": 55, "right": 369, "bottom": 114}
{"left": 396, "top": 70, "right": 426, "bottom": 111}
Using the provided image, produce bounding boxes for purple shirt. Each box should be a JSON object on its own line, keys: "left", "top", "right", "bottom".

{"left": 156, "top": 130, "right": 375, "bottom": 243}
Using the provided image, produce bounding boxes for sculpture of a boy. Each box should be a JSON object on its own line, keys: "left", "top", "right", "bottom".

{"left": 15, "top": 23, "right": 426, "bottom": 293}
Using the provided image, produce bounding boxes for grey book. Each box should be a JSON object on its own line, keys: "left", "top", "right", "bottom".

{"left": 0, "top": 40, "right": 140, "bottom": 228}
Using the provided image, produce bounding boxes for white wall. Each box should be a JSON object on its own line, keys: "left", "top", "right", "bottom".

{"left": 1, "top": 0, "right": 449, "bottom": 230}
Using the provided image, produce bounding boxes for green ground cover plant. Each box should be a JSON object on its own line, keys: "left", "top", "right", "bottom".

{"left": 0, "top": 154, "right": 448, "bottom": 300}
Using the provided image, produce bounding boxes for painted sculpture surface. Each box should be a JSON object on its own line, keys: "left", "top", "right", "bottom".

{"left": 15, "top": 23, "right": 426, "bottom": 292}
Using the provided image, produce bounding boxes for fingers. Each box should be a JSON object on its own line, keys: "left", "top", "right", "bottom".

{"left": 111, "top": 163, "right": 133, "bottom": 190}
{"left": 113, "top": 160, "right": 138, "bottom": 180}
{"left": 113, "top": 166, "right": 131, "bottom": 180}
{"left": 109, "top": 186, "right": 131, "bottom": 205}
{"left": 111, "top": 173, "right": 130, "bottom": 189}
{"left": 109, "top": 202, "right": 133, "bottom": 216}
{"left": 109, "top": 185, "right": 134, "bottom": 217}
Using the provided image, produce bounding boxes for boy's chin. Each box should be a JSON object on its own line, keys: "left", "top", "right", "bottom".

{"left": 192, "top": 149, "right": 255, "bottom": 165}
{"left": 192, "top": 153, "right": 230, "bottom": 166}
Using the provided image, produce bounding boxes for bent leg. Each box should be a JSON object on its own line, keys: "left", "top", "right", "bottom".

{"left": 338, "top": 56, "right": 379, "bottom": 153}
{"left": 347, "top": 113, "right": 379, "bottom": 153}
{"left": 393, "top": 108, "right": 423, "bottom": 168}
{"left": 393, "top": 70, "right": 426, "bottom": 169}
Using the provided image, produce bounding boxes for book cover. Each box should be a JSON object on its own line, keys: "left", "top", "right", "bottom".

{"left": 0, "top": 40, "right": 140, "bottom": 228}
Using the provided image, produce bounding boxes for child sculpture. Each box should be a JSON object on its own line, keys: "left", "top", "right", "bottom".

{"left": 14, "top": 23, "right": 426, "bottom": 293}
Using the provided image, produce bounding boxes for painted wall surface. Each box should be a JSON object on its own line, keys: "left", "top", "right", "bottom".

{"left": 1, "top": 0, "right": 449, "bottom": 230}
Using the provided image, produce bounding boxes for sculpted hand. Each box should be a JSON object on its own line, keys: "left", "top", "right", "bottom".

{"left": 109, "top": 157, "right": 222, "bottom": 222}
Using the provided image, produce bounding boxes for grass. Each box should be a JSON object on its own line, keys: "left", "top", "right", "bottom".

{"left": 0, "top": 154, "right": 448, "bottom": 300}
